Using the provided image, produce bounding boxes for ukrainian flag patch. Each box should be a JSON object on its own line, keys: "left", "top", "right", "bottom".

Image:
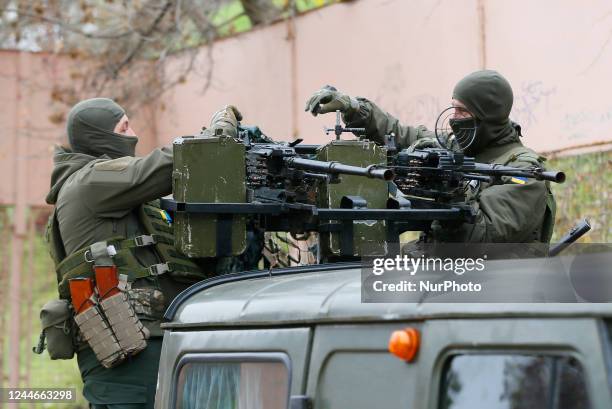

{"left": 510, "top": 177, "right": 528, "bottom": 185}
{"left": 160, "top": 210, "right": 173, "bottom": 224}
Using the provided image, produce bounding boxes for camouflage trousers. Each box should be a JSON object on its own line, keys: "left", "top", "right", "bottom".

{"left": 77, "top": 337, "right": 162, "bottom": 409}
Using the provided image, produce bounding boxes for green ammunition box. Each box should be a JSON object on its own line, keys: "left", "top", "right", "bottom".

{"left": 172, "top": 136, "right": 247, "bottom": 258}
{"left": 316, "top": 139, "right": 387, "bottom": 257}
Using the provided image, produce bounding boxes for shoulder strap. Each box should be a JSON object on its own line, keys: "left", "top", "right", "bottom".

{"left": 45, "top": 209, "right": 67, "bottom": 284}
{"left": 139, "top": 200, "right": 209, "bottom": 282}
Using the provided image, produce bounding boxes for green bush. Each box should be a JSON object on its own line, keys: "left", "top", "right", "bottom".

{"left": 548, "top": 149, "right": 611, "bottom": 243}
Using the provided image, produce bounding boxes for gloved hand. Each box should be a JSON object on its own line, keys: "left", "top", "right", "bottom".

{"left": 304, "top": 85, "right": 360, "bottom": 117}
{"left": 406, "top": 137, "right": 441, "bottom": 152}
{"left": 202, "top": 105, "right": 243, "bottom": 138}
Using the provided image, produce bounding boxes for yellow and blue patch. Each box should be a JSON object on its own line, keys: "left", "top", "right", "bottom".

{"left": 510, "top": 176, "right": 528, "bottom": 185}
{"left": 160, "top": 210, "right": 173, "bottom": 225}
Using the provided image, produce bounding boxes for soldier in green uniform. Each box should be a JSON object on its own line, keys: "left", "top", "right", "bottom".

{"left": 305, "top": 70, "right": 556, "bottom": 243}
{"left": 45, "top": 98, "right": 243, "bottom": 408}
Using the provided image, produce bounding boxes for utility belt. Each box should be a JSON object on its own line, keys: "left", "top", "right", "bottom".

{"left": 36, "top": 201, "right": 208, "bottom": 366}
{"left": 55, "top": 233, "right": 193, "bottom": 299}
{"left": 35, "top": 241, "right": 155, "bottom": 367}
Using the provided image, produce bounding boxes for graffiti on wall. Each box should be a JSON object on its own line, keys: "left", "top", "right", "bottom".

{"left": 372, "top": 63, "right": 443, "bottom": 128}
{"left": 511, "top": 80, "right": 557, "bottom": 129}
{"left": 562, "top": 108, "right": 612, "bottom": 140}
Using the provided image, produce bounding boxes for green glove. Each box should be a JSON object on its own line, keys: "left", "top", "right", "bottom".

{"left": 406, "top": 137, "right": 441, "bottom": 152}
{"left": 202, "top": 105, "right": 243, "bottom": 138}
{"left": 304, "top": 85, "right": 360, "bottom": 117}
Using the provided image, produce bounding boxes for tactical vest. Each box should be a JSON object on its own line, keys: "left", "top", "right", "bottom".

{"left": 46, "top": 200, "right": 207, "bottom": 300}
{"left": 496, "top": 145, "right": 557, "bottom": 243}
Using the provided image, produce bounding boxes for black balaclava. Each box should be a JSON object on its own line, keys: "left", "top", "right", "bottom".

{"left": 452, "top": 70, "right": 519, "bottom": 156}
{"left": 66, "top": 98, "right": 137, "bottom": 158}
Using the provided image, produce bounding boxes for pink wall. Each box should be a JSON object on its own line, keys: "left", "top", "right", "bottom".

{"left": 155, "top": 21, "right": 294, "bottom": 145}
{"left": 485, "top": 0, "right": 612, "bottom": 152}
{"left": 0, "top": 51, "right": 66, "bottom": 207}
{"left": 156, "top": 0, "right": 484, "bottom": 146}
{"left": 2, "top": 0, "right": 612, "bottom": 206}
{"left": 157, "top": 0, "right": 612, "bottom": 153}
{"left": 0, "top": 51, "right": 161, "bottom": 206}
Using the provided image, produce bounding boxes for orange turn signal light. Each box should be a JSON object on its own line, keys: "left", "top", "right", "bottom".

{"left": 388, "top": 327, "right": 420, "bottom": 362}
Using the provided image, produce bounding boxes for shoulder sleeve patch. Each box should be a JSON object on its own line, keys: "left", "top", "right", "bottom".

{"left": 93, "top": 157, "right": 132, "bottom": 172}
{"left": 509, "top": 176, "right": 528, "bottom": 184}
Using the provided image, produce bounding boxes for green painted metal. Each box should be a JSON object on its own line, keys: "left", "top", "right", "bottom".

{"left": 316, "top": 139, "right": 388, "bottom": 257}
{"left": 172, "top": 136, "right": 247, "bottom": 257}
{"left": 164, "top": 264, "right": 612, "bottom": 328}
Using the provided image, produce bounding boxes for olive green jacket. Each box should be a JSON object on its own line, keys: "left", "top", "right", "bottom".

{"left": 46, "top": 146, "right": 191, "bottom": 336}
{"left": 344, "top": 99, "right": 556, "bottom": 243}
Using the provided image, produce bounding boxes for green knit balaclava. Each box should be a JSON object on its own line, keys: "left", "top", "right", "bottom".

{"left": 66, "top": 98, "right": 137, "bottom": 158}
{"left": 452, "top": 70, "right": 519, "bottom": 156}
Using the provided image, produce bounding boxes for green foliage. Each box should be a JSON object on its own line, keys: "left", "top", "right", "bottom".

{"left": 26, "top": 237, "right": 87, "bottom": 408}
{"left": 293, "top": 0, "right": 343, "bottom": 13}
{"left": 1, "top": 209, "right": 87, "bottom": 408}
{"left": 212, "top": 1, "right": 253, "bottom": 36}
{"left": 548, "top": 149, "right": 611, "bottom": 243}
{"left": 211, "top": 0, "right": 344, "bottom": 37}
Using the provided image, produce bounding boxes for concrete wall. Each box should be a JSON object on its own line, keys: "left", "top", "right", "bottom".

{"left": 1, "top": 51, "right": 66, "bottom": 208}
{"left": 2, "top": 0, "right": 612, "bottom": 206}
{"left": 156, "top": 0, "right": 483, "bottom": 146}
{"left": 157, "top": 0, "right": 612, "bottom": 155}
{"left": 0, "top": 51, "right": 161, "bottom": 206}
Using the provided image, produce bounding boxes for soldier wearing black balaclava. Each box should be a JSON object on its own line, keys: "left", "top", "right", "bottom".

{"left": 305, "top": 70, "right": 556, "bottom": 243}
{"left": 44, "top": 98, "right": 244, "bottom": 408}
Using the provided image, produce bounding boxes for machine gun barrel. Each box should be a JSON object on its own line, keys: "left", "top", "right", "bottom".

{"left": 284, "top": 157, "right": 394, "bottom": 181}
{"left": 472, "top": 163, "right": 566, "bottom": 183}
{"left": 548, "top": 219, "right": 591, "bottom": 257}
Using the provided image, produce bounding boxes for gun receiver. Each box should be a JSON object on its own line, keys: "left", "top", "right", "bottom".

{"left": 392, "top": 148, "right": 565, "bottom": 202}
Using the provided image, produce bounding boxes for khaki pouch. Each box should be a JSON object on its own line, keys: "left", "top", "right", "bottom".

{"left": 99, "top": 291, "right": 149, "bottom": 356}
{"left": 74, "top": 276, "right": 150, "bottom": 368}
{"left": 33, "top": 299, "right": 75, "bottom": 360}
{"left": 74, "top": 304, "right": 127, "bottom": 368}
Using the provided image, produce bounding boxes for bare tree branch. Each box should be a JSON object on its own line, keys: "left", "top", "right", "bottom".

{"left": 110, "top": 0, "right": 173, "bottom": 77}
{"left": 0, "top": 0, "right": 286, "bottom": 119}
{"left": 0, "top": 7, "right": 133, "bottom": 39}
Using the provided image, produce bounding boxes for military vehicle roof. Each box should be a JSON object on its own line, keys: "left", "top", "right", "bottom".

{"left": 163, "top": 260, "right": 612, "bottom": 329}
{"left": 164, "top": 262, "right": 612, "bottom": 328}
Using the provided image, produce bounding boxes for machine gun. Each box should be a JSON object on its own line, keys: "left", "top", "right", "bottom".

{"left": 390, "top": 148, "right": 565, "bottom": 203}
{"left": 244, "top": 141, "right": 393, "bottom": 205}
{"left": 162, "top": 126, "right": 482, "bottom": 260}
{"left": 162, "top": 124, "right": 567, "bottom": 262}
